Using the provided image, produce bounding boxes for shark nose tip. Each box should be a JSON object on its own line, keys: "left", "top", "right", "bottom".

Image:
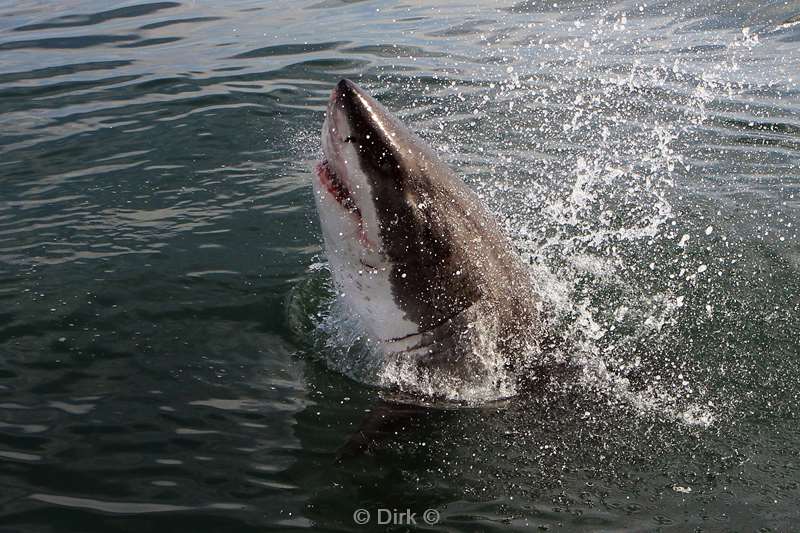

{"left": 336, "top": 78, "right": 354, "bottom": 92}
{"left": 332, "top": 78, "right": 363, "bottom": 105}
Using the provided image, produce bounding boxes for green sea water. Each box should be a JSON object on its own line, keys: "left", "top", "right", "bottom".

{"left": 1, "top": 0, "right": 799, "bottom": 531}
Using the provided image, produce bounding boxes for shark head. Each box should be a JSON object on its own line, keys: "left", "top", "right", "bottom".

{"left": 314, "top": 79, "right": 538, "bottom": 361}
{"left": 315, "top": 79, "right": 412, "bottom": 269}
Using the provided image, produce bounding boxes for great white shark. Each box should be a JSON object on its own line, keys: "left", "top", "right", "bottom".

{"left": 313, "top": 79, "right": 546, "bottom": 399}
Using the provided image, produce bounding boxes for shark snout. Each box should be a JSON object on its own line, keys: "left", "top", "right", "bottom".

{"left": 321, "top": 80, "right": 366, "bottom": 178}
{"left": 325, "top": 79, "right": 396, "bottom": 153}
{"left": 329, "top": 78, "right": 365, "bottom": 110}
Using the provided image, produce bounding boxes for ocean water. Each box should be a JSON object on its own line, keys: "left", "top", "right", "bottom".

{"left": 1, "top": 0, "right": 799, "bottom": 531}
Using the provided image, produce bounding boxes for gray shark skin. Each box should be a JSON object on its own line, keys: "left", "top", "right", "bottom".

{"left": 313, "top": 79, "right": 545, "bottom": 393}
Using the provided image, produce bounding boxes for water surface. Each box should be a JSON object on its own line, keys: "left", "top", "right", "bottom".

{"left": 1, "top": 0, "right": 799, "bottom": 531}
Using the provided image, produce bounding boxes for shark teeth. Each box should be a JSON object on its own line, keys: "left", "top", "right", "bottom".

{"left": 316, "top": 159, "right": 361, "bottom": 217}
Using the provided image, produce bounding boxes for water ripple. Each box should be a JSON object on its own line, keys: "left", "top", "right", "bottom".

{"left": 12, "top": 3, "right": 181, "bottom": 33}
{"left": 0, "top": 0, "right": 797, "bottom": 531}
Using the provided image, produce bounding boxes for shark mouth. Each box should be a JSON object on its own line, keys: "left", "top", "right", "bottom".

{"left": 315, "top": 159, "right": 361, "bottom": 217}
{"left": 316, "top": 158, "right": 375, "bottom": 249}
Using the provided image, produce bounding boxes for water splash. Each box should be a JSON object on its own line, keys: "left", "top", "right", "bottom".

{"left": 295, "top": 3, "right": 797, "bottom": 427}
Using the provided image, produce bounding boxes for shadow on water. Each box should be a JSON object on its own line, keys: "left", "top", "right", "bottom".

{"left": 284, "top": 345, "right": 799, "bottom": 530}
